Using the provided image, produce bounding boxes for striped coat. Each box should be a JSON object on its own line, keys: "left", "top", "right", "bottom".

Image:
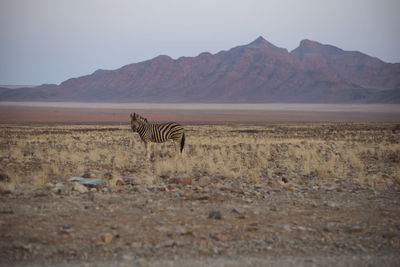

{"left": 130, "top": 113, "right": 185, "bottom": 154}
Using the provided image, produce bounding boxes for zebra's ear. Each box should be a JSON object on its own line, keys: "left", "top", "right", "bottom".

{"left": 130, "top": 113, "right": 133, "bottom": 118}
{"left": 133, "top": 113, "right": 140, "bottom": 120}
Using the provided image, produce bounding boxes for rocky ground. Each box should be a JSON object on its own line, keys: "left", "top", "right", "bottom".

{"left": 1, "top": 174, "right": 400, "bottom": 266}
{"left": 1, "top": 122, "right": 400, "bottom": 266}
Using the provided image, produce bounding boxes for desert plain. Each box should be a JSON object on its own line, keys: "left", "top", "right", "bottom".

{"left": 0, "top": 103, "right": 400, "bottom": 266}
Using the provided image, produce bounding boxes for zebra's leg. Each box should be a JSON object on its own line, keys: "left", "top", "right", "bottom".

{"left": 144, "top": 141, "right": 149, "bottom": 160}
{"left": 173, "top": 141, "right": 180, "bottom": 158}
{"left": 173, "top": 141, "right": 179, "bottom": 170}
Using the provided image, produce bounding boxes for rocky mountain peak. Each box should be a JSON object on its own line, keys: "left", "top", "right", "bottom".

{"left": 246, "top": 36, "right": 279, "bottom": 49}
{"left": 299, "top": 39, "right": 322, "bottom": 48}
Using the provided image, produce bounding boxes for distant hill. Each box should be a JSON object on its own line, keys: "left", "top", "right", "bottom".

{"left": 1, "top": 37, "right": 399, "bottom": 103}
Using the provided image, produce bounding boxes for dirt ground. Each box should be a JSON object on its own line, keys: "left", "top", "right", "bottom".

{"left": 1, "top": 175, "right": 400, "bottom": 266}
{"left": 0, "top": 115, "right": 400, "bottom": 265}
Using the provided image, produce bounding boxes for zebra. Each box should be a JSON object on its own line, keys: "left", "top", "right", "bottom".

{"left": 130, "top": 113, "right": 185, "bottom": 159}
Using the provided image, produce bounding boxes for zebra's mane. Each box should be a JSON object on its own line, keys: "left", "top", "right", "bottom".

{"left": 138, "top": 116, "right": 148, "bottom": 123}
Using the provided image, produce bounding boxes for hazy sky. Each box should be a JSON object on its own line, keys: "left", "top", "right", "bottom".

{"left": 1, "top": 0, "right": 399, "bottom": 85}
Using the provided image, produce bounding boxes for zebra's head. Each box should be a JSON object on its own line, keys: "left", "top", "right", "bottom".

{"left": 130, "top": 113, "right": 148, "bottom": 131}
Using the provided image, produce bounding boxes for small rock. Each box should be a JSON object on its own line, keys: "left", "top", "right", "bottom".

{"left": 34, "top": 188, "right": 48, "bottom": 197}
{"left": 116, "top": 178, "right": 125, "bottom": 186}
{"left": 154, "top": 239, "right": 175, "bottom": 249}
{"left": 61, "top": 224, "right": 71, "bottom": 229}
{"left": 72, "top": 183, "right": 88, "bottom": 193}
{"left": 175, "top": 226, "right": 191, "bottom": 235}
{"left": 101, "top": 233, "right": 114, "bottom": 244}
{"left": 326, "top": 202, "right": 340, "bottom": 209}
{"left": 104, "top": 172, "right": 113, "bottom": 180}
{"left": 0, "top": 207, "right": 14, "bottom": 214}
{"left": 170, "top": 177, "right": 192, "bottom": 186}
{"left": 18, "top": 243, "right": 33, "bottom": 252}
{"left": 110, "top": 177, "right": 125, "bottom": 187}
{"left": 208, "top": 210, "right": 222, "bottom": 220}
{"left": 199, "top": 177, "right": 211, "bottom": 187}
{"left": 283, "top": 223, "right": 293, "bottom": 232}
{"left": 323, "top": 222, "right": 336, "bottom": 232}
{"left": 382, "top": 231, "right": 397, "bottom": 239}
{"left": 346, "top": 225, "right": 364, "bottom": 234}
{"left": 160, "top": 185, "right": 169, "bottom": 192}
{"left": 69, "top": 177, "right": 107, "bottom": 188}
{"left": 82, "top": 171, "right": 92, "bottom": 178}
{"left": 0, "top": 185, "right": 13, "bottom": 195}
{"left": 59, "top": 225, "right": 73, "bottom": 237}
{"left": 122, "top": 176, "right": 136, "bottom": 185}
{"left": 231, "top": 208, "right": 241, "bottom": 214}
{"left": 0, "top": 173, "right": 11, "bottom": 182}
{"left": 52, "top": 183, "right": 67, "bottom": 194}
{"left": 155, "top": 226, "right": 169, "bottom": 233}
{"left": 269, "top": 205, "right": 278, "bottom": 212}
{"left": 110, "top": 224, "right": 119, "bottom": 230}
{"left": 210, "top": 233, "right": 228, "bottom": 242}
{"left": 245, "top": 198, "right": 253, "bottom": 204}
{"left": 122, "top": 254, "right": 134, "bottom": 261}
{"left": 248, "top": 223, "right": 258, "bottom": 232}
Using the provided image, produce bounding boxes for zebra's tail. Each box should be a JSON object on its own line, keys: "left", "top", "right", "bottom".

{"left": 180, "top": 132, "right": 185, "bottom": 153}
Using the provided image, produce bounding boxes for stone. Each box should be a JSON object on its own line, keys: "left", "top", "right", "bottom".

{"left": 198, "top": 177, "right": 211, "bottom": 187}
{"left": 231, "top": 208, "right": 241, "bottom": 214}
{"left": 326, "top": 202, "right": 340, "bottom": 209}
{"left": 115, "top": 178, "right": 125, "bottom": 186}
{"left": 248, "top": 223, "right": 258, "bottom": 232}
{"left": 269, "top": 205, "right": 278, "bottom": 212}
{"left": 208, "top": 210, "right": 222, "bottom": 220}
{"left": 95, "top": 233, "right": 114, "bottom": 244}
{"left": 122, "top": 254, "right": 134, "bottom": 261}
{"left": 210, "top": 233, "right": 228, "bottom": 242}
{"left": 346, "top": 225, "right": 364, "bottom": 234}
{"left": 170, "top": 176, "right": 192, "bottom": 186}
{"left": 109, "top": 177, "right": 125, "bottom": 187}
{"left": 154, "top": 239, "right": 175, "bottom": 249}
{"left": 69, "top": 177, "right": 107, "bottom": 188}
{"left": 59, "top": 224, "right": 73, "bottom": 237}
{"left": 175, "top": 226, "right": 194, "bottom": 236}
{"left": 34, "top": 188, "right": 49, "bottom": 197}
{"left": 122, "top": 176, "right": 136, "bottom": 185}
{"left": 72, "top": 182, "right": 88, "bottom": 193}
{"left": 382, "top": 231, "right": 397, "bottom": 239}
{"left": 283, "top": 223, "right": 293, "bottom": 232}
{"left": 155, "top": 226, "right": 169, "bottom": 233}
{"left": 323, "top": 222, "right": 336, "bottom": 232}
{"left": 102, "top": 233, "right": 114, "bottom": 244}
{"left": 52, "top": 183, "right": 67, "bottom": 194}
{"left": 0, "top": 173, "right": 11, "bottom": 182}
{"left": 0, "top": 207, "right": 14, "bottom": 214}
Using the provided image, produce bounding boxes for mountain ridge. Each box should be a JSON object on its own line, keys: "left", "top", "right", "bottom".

{"left": 1, "top": 37, "right": 399, "bottom": 103}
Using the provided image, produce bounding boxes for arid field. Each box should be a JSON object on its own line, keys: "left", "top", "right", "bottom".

{"left": 1, "top": 122, "right": 399, "bottom": 189}
{"left": 1, "top": 122, "right": 400, "bottom": 266}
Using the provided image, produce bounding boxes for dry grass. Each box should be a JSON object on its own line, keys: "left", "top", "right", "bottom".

{"left": 0, "top": 123, "right": 399, "bottom": 190}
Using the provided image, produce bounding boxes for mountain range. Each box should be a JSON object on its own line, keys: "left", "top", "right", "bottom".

{"left": 1, "top": 36, "right": 399, "bottom": 103}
